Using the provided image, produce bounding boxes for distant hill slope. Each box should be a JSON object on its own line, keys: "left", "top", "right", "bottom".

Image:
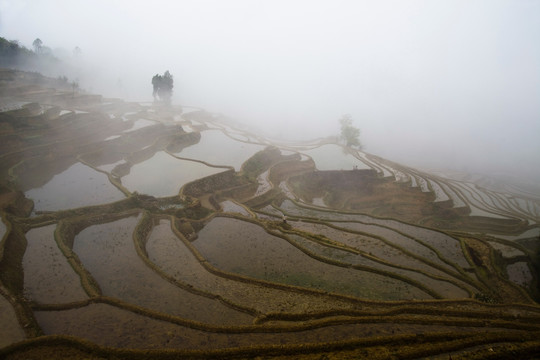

{"left": 0, "top": 37, "right": 63, "bottom": 77}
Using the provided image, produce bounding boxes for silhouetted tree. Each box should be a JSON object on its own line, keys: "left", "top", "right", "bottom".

{"left": 152, "top": 70, "right": 174, "bottom": 104}
{"left": 32, "top": 38, "right": 42, "bottom": 53}
{"left": 73, "top": 46, "right": 81, "bottom": 57}
{"left": 339, "top": 114, "right": 362, "bottom": 148}
{"left": 0, "top": 37, "right": 35, "bottom": 67}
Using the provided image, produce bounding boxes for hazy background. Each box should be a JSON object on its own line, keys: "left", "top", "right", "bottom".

{"left": 1, "top": 0, "right": 539, "bottom": 182}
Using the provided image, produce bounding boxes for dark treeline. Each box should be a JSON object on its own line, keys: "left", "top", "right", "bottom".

{"left": 0, "top": 36, "right": 62, "bottom": 74}
{"left": 0, "top": 37, "right": 36, "bottom": 66}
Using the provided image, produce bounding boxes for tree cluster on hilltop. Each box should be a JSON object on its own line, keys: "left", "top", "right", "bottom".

{"left": 0, "top": 37, "right": 84, "bottom": 81}
{"left": 0, "top": 36, "right": 66, "bottom": 75}
{"left": 339, "top": 114, "right": 362, "bottom": 149}
{"left": 0, "top": 37, "right": 37, "bottom": 67}
{"left": 152, "top": 71, "right": 174, "bottom": 104}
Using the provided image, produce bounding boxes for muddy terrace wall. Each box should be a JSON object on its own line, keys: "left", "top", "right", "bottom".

{"left": 182, "top": 169, "right": 241, "bottom": 198}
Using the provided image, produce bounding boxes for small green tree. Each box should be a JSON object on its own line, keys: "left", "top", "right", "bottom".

{"left": 339, "top": 114, "right": 362, "bottom": 148}
{"left": 152, "top": 70, "right": 174, "bottom": 104}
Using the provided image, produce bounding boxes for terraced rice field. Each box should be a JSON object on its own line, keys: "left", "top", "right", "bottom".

{"left": 25, "top": 162, "right": 126, "bottom": 212}
{"left": 121, "top": 152, "right": 226, "bottom": 197}
{"left": 172, "top": 129, "right": 265, "bottom": 170}
{"left": 23, "top": 224, "right": 88, "bottom": 304}
{"left": 299, "top": 144, "right": 371, "bottom": 171}
{"left": 1, "top": 70, "right": 540, "bottom": 359}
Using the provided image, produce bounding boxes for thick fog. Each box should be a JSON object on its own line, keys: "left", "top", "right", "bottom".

{"left": 1, "top": 0, "right": 539, "bottom": 182}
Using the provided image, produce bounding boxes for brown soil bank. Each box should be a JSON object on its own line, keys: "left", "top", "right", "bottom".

{"left": 288, "top": 170, "right": 527, "bottom": 234}
{"left": 3, "top": 330, "right": 540, "bottom": 359}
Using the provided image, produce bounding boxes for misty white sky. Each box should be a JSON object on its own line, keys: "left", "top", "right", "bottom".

{"left": 1, "top": 0, "right": 539, "bottom": 181}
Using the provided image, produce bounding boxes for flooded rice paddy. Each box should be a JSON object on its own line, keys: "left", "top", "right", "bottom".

{"left": 286, "top": 232, "right": 469, "bottom": 299}
{"left": 358, "top": 219, "right": 470, "bottom": 269}
{"left": 416, "top": 175, "right": 430, "bottom": 192}
{"left": 97, "top": 159, "right": 127, "bottom": 173}
{"left": 312, "top": 197, "right": 326, "bottom": 207}
{"left": 174, "top": 130, "right": 265, "bottom": 170}
{"left": 427, "top": 179, "right": 450, "bottom": 202}
{"left": 121, "top": 152, "right": 226, "bottom": 197}
{"left": 193, "top": 217, "right": 432, "bottom": 300}
{"left": 279, "top": 181, "right": 296, "bottom": 199}
{"left": 494, "top": 227, "right": 540, "bottom": 241}
{"left": 506, "top": 262, "right": 533, "bottom": 287}
{"left": 25, "top": 162, "right": 126, "bottom": 212}
{"left": 487, "top": 241, "right": 525, "bottom": 258}
{"left": 23, "top": 224, "right": 88, "bottom": 304}
{"left": 219, "top": 200, "right": 251, "bottom": 216}
{"left": 279, "top": 200, "right": 470, "bottom": 269}
{"left": 73, "top": 215, "right": 252, "bottom": 325}
{"left": 254, "top": 170, "right": 271, "bottom": 197}
{"left": 292, "top": 221, "right": 452, "bottom": 275}
{"left": 301, "top": 144, "right": 371, "bottom": 171}
{"left": 145, "top": 219, "right": 358, "bottom": 314}
{"left": 438, "top": 181, "right": 467, "bottom": 208}
{"left": 34, "top": 302, "right": 480, "bottom": 349}
{"left": 332, "top": 222, "right": 454, "bottom": 272}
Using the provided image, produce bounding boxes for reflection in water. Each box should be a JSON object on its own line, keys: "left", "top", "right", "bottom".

{"left": 122, "top": 152, "right": 225, "bottom": 197}
{"left": 175, "top": 130, "right": 264, "bottom": 170}
{"left": 147, "top": 219, "right": 358, "bottom": 314}
{"left": 280, "top": 200, "right": 469, "bottom": 270}
{"left": 25, "top": 162, "right": 126, "bottom": 212}
{"left": 194, "top": 217, "right": 431, "bottom": 300}
{"left": 287, "top": 232, "right": 469, "bottom": 299}
{"left": 73, "top": 216, "right": 252, "bottom": 324}
{"left": 301, "top": 144, "right": 371, "bottom": 171}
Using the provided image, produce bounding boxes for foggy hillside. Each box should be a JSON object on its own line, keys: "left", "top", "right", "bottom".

{"left": 1, "top": 3, "right": 540, "bottom": 356}
{"left": 1, "top": 1, "right": 539, "bottom": 178}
